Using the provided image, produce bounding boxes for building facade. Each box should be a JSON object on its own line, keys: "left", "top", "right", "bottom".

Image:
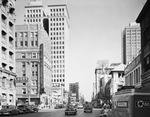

{"left": 46, "top": 5, "right": 70, "bottom": 103}
{"left": 0, "top": 0, "right": 16, "bottom": 106}
{"left": 124, "top": 53, "right": 141, "bottom": 88}
{"left": 109, "top": 63, "right": 126, "bottom": 95}
{"left": 69, "top": 82, "right": 79, "bottom": 102}
{"left": 15, "top": 24, "right": 52, "bottom": 108}
{"left": 24, "top": 0, "right": 47, "bottom": 25}
{"left": 136, "top": 0, "right": 150, "bottom": 89}
{"left": 122, "top": 23, "right": 141, "bottom": 65}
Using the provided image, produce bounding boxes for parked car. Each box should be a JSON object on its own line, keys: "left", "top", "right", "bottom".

{"left": 29, "top": 105, "right": 39, "bottom": 112}
{"left": 0, "top": 105, "right": 19, "bottom": 116}
{"left": 17, "top": 105, "right": 32, "bottom": 113}
{"left": 64, "top": 104, "right": 77, "bottom": 115}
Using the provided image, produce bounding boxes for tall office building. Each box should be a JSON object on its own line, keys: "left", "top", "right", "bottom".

{"left": 21, "top": 0, "right": 70, "bottom": 105}
{"left": 0, "top": 0, "right": 16, "bottom": 106}
{"left": 24, "top": 0, "right": 47, "bottom": 25}
{"left": 122, "top": 23, "right": 141, "bottom": 65}
{"left": 15, "top": 24, "right": 52, "bottom": 107}
{"left": 69, "top": 82, "right": 79, "bottom": 102}
{"left": 47, "top": 5, "right": 70, "bottom": 97}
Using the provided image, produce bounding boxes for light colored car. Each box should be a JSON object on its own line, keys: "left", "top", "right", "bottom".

{"left": 0, "top": 105, "right": 19, "bottom": 116}
{"left": 64, "top": 104, "right": 77, "bottom": 115}
{"left": 77, "top": 104, "right": 84, "bottom": 109}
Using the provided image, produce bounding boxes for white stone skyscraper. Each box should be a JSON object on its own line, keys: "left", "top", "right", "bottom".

{"left": 46, "top": 5, "right": 70, "bottom": 99}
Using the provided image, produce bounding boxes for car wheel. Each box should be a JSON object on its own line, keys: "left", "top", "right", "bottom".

{"left": 9, "top": 111, "right": 12, "bottom": 115}
{"left": 65, "top": 112, "right": 68, "bottom": 115}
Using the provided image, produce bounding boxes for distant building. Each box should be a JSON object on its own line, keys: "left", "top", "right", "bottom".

{"left": 24, "top": 0, "right": 47, "bottom": 25}
{"left": 69, "top": 82, "right": 79, "bottom": 102}
{"left": 121, "top": 23, "right": 141, "bottom": 65}
{"left": 95, "top": 60, "right": 109, "bottom": 95}
{"left": 15, "top": 24, "right": 52, "bottom": 108}
{"left": 0, "top": 0, "right": 16, "bottom": 106}
{"left": 136, "top": 0, "right": 150, "bottom": 89}
{"left": 109, "top": 63, "right": 126, "bottom": 95}
{"left": 124, "top": 53, "right": 141, "bottom": 88}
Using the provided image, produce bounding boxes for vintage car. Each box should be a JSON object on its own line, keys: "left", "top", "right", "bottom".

{"left": 0, "top": 105, "right": 19, "bottom": 115}
{"left": 17, "top": 105, "right": 33, "bottom": 113}
{"left": 77, "top": 104, "right": 84, "bottom": 109}
{"left": 84, "top": 104, "right": 93, "bottom": 113}
{"left": 64, "top": 104, "right": 77, "bottom": 115}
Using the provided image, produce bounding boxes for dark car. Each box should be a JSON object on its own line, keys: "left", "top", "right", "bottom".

{"left": 0, "top": 105, "right": 19, "bottom": 116}
{"left": 84, "top": 104, "right": 93, "bottom": 113}
{"left": 64, "top": 104, "right": 77, "bottom": 115}
{"left": 17, "top": 105, "right": 32, "bottom": 113}
{"left": 29, "top": 105, "right": 39, "bottom": 112}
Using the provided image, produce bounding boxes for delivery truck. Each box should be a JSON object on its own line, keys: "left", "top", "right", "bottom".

{"left": 109, "top": 88, "right": 150, "bottom": 117}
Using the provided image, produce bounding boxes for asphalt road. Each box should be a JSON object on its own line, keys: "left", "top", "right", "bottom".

{"left": 1, "top": 108, "right": 101, "bottom": 117}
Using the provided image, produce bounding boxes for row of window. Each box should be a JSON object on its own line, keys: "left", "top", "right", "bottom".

{"left": 2, "top": 78, "right": 14, "bottom": 88}
{"left": 52, "top": 78, "right": 65, "bottom": 82}
{"left": 52, "top": 64, "right": 65, "bottom": 68}
{"left": 21, "top": 52, "right": 38, "bottom": 59}
{"left": 126, "top": 29, "right": 140, "bottom": 32}
{"left": 25, "top": 19, "right": 41, "bottom": 23}
{"left": 22, "top": 88, "right": 37, "bottom": 95}
{"left": 51, "top": 41, "right": 64, "bottom": 45}
{"left": 50, "top": 36, "right": 64, "bottom": 40}
{"left": 50, "top": 13, "right": 65, "bottom": 17}
{"left": 125, "top": 67, "right": 141, "bottom": 86}
{"left": 22, "top": 62, "right": 38, "bottom": 68}
{"left": 50, "top": 18, "right": 64, "bottom": 22}
{"left": 50, "top": 23, "right": 64, "bottom": 26}
{"left": 51, "top": 46, "right": 64, "bottom": 50}
{"left": 27, "top": 9, "right": 41, "bottom": 13}
{"left": 51, "top": 51, "right": 65, "bottom": 54}
{"left": 52, "top": 69, "right": 65, "bottom": 73}
{"left": 50, "top": 27, "right": 64, "bottom": 31}
{"left": 50, "top": 32, "right": 64, "bottom": 36}
{"left": 52, "top": 55, "right": 65, "bottom": 59}
{"left": 16, "top": 32, "right": 38, "bottom": 38}
{"left": 26, "top": 14, "right": 42, "bottom": 17}
{"left": 22, "top": 70, "right": 38, "bottom": 77}
{"left": 16, "top": 40, "right": 38, "bottom": 47}
{"left": 50, "top": 8, "right": 64, "bottom": 12}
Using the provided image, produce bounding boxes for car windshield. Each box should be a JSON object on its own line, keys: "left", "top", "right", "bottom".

{"left": 2, "top": 105, "right": 12, "bottom": 109}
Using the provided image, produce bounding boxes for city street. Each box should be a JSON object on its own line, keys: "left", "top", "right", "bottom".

{"left": 2, "top": 108, "right": 101, "bottom": 117}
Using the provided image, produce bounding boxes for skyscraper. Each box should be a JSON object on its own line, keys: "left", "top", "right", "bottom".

{"left": 122, "top": 23, "right": 141, "bottom": 65}
{"left": 21, "top": 0, "right": 70, "bottom": 105}
{"left": 0, "top": 0, "right": 16, "bottom": 106}
{"left": 69, "top": 82, "right": 79, "bottom": 102}
{"left": 46, "top": 5, "right": 70, "bottom": 97}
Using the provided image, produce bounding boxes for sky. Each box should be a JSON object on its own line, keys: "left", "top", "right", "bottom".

{"left": 15, "top": 0, "right": 146, "bottom": 101}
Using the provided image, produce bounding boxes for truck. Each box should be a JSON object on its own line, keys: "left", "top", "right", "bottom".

{"left": 107, "top": 88, "right": 150, "bottom": 117}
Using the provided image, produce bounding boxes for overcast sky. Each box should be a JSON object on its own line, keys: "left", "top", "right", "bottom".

{"left": 15, "top": 0, "right": 146, "bottom": 101}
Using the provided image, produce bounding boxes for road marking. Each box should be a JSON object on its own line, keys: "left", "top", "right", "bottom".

{"left": 78, "top": 111, "right": 83, "bottom": 116}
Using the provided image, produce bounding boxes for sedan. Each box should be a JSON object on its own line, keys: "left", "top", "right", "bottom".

{"left": 64, "top": 105, "right": 77, "bottom": 115}
{"left": 0, "top": 105, "right": 19, "bottom": 116}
